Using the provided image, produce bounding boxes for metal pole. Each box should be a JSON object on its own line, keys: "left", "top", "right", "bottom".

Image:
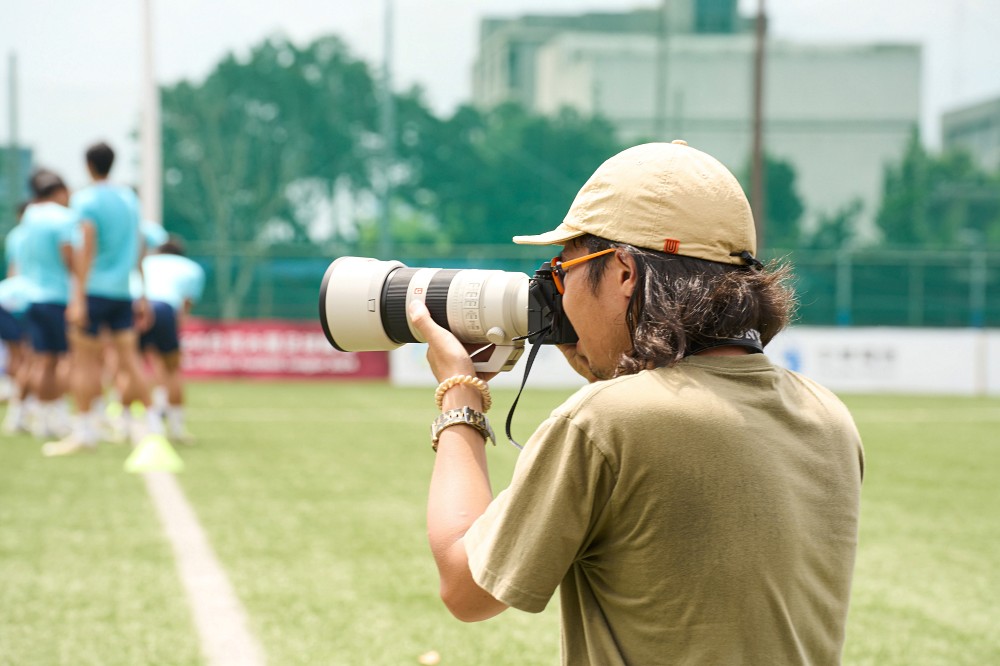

{"left": 140, "top": 0, "right": 163, "bottom": 224}
{"left": 835, "top": 251, "right": 852, "bottom": 326}
{"left": 970, "top": 249, "right": 986, "bottom": 328}
{"left": 6, "top": 53, "right": 20, "bottom": 233}
{"left": 377, "top": 0, "right": 395, "bottom": 259}
{"left": 750, "top": 0, "right": 767, "bottom": 253}
{"left": 653, "top": 0, "right": 670, "bottom": 140}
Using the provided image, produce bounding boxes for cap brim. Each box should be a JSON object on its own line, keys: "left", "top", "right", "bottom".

{"left": 512, "top": 223, "right": 586, "bottom": 246}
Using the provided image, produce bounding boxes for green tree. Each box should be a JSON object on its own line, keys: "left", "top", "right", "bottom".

{"left": 161, "top": 34, "right": 378, "bottom": 317}
{"left": 392, "top": 102, "right": 622, "bottom": 245}
{"left": 160, "top": 33, "right": 622, "bottom": 321}
{"left": 739, "top": 153, "right": 804, "bottom": 251}
{"left": 802, "top": 198, "right": 863, "bottom": 250}
{"left": 876, "top": 129, "right": 1000, "bottom": 248}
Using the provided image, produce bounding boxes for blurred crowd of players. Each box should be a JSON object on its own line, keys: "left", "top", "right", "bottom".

{"left": 0, "top": 142, "right": 205, "bottom": 456}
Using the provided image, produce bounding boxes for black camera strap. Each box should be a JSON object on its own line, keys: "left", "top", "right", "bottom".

{"left": 503, "top": 328, "right": 550, "bottom": 449}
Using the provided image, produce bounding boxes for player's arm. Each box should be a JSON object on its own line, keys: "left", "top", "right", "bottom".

{"left": 60, "top": 240, "right": 74, "bottom": 272}
{"left": 133, "top": 248, "right": 152, "bottom": 332}
{"left": 407, "top": 300, "right": 509, "bottom": 622}
{"left": 67, "top": 220, "right": 95, "bottom": 327}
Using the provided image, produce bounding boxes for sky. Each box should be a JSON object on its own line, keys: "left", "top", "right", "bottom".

{"left": 2, "top": 0, "right": 999, "bottom": 190}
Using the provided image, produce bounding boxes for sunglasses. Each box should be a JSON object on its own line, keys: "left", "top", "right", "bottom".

{"left": 549, "top": 248, "right": 617, "bottom": 294}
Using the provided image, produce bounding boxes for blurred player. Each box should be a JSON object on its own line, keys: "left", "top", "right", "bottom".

{"left": 1, "top": 202, "right": 35, "bottom": 434}
{"left": 43, "top": 142, "right": 161, "bottom": 456}
{"left": 101, "top": 219, "right": 171, "bottom": 439}
{"left": 15, "top": 171, "right": 77, "bottom": 439}
{"left": 0, "top": 278, "right": 32, "bottom": 434}
{"left": 133, "top": 236, "right": 205, "bottom": 443}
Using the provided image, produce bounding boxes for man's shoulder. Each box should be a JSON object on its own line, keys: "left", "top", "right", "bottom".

{"left": 22, "top": 203, "right": 77, "bottom": 228}
{"left": 72, "top": 184, "right": 137, "bottom": 210}
{"left": 553, "top": 370, "right": 664, "bottom": 418}
{"left": 553, "top": 356, "right": 786, "bottom": 419}
{"left": 71, "top": 186, "right": 97, "bottom": 207}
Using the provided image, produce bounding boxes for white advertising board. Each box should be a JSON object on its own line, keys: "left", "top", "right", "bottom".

{"left": 392, "top": 327, "right": 1000, "bottom": 396}
{"left": 769, "top": 328, "right": 1000, "bottom": 395}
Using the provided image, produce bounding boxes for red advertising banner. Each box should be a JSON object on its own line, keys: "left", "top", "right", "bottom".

{"left": 180, "top": 319, "right": 388, "bottom": 379}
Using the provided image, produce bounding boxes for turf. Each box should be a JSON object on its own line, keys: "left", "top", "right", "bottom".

{"left": 1, "top": 384, "right": 998, "bottom": 665}
{"left": 0, "top": 432, "right": 202, "bottom": 665}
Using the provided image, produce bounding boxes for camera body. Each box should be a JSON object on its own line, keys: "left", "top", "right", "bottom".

{"left": 526, "top": 262, "right": 577, "bottom": 346}
{"left": 319, "top": 257, "right": 577, "bottom": 373}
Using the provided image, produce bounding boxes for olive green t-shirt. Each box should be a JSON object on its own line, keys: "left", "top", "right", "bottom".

{"left": 464, "top": 354, "right": 864, "bottom": 665}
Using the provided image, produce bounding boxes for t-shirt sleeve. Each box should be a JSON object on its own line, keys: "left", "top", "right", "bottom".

{"left": 58, "top": 211, "right": 81, "bottom": 245}
{"left": 70, "top": 190, "right": 96, "bottom": 220}
{"left": 463, "top": 413, "right": 615, "bottom": 613}
{"left": 186, "top": 262, "right": 206, "bottom": 302}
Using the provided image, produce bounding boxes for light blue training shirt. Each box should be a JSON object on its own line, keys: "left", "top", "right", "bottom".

{"left": 15, "top": 202, "right": 79, "bottom": 305}
{"left": 133, "top": 253, "right": 206, "bottom": 312}
{"left": 71, "top": 183, "right": 141, "bottom": 299}
{"left": 0, "top": 276, "right": 40, "bottom": 314}
{"left": 4, "top": 223, "right": 27, "bottom": 268}
{"left": 141, "top": 220, "right": 169, "bottom": 251}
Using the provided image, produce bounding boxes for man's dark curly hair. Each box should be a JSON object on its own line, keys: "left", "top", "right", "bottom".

{"left": 574, "top": 234, "right": 796, "bottom": 376}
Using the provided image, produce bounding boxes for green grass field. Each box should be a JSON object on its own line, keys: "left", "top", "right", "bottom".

{"left": 1, "top": 382, "right": 998, "bottom": 665}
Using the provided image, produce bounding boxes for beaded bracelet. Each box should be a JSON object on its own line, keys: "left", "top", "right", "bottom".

{"left": 435, "top": 374, "right": 492, "bottom": 412}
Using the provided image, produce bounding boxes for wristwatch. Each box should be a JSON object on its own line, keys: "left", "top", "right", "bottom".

{"left": 431, "top": 406, "right": 497, "bottom": 450}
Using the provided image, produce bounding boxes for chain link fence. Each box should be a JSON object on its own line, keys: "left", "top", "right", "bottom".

{"left": 180, "top": 243, "right": 1000, "bottom": 328}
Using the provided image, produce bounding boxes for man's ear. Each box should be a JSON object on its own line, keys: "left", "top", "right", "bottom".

{"left": 611, "top": 250, "right": 638, "bottom": 299}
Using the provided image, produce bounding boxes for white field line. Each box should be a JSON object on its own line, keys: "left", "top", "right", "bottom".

{"left": 143, "top": 471, "right": 267, "bottom": 666}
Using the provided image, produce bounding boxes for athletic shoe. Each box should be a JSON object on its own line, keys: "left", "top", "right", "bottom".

{"left": 42, "top": 436, "right": 97, "bottom": 457}
{"left": 1, "top": 408, "right": 27, "bottom": 435}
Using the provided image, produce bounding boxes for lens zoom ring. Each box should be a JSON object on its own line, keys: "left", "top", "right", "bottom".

{"left": 426, "top": 270, "right": 459, "bottom": 332}
{"left": 382, "top": 268, "right": 419, "bottom": 344}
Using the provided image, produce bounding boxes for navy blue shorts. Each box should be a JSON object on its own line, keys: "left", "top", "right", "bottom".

{"left": 139, "top": 300, "right": 180, "bottom": 354}
{"left": 25, "top": 303, "right": 68, "bottom": 353}
{"left": 0, "top": 305, "right": 23, "bottom": 342}
{"left": 82, "top": 295, "right": 134, "bottom": 336}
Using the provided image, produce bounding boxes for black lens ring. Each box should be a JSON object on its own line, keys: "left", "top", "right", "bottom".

{"left": 381, "top": 267, "right": 420, "bottom": 344}
{"left": 426, "top": 270, "right": 459, "bottom": 331}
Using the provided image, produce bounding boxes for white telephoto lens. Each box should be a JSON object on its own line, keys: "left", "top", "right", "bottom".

{"left": 320, "top": 257, "right": 405, "bottom": 351}
{"left": 320, "top": 257, "right": 531, "bottom": 351}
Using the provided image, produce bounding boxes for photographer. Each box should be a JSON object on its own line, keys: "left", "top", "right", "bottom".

{"left": 407, "top": 141, "right": 864, "bottom": 664}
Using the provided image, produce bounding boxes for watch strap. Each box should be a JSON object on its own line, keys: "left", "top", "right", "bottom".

{"left": 431, "top": 406, "right": 496, "bottom": 450}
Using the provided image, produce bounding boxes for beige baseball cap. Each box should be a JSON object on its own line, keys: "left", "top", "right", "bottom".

{"left": 513, "top": 140, "right": 757, "bottom": 265}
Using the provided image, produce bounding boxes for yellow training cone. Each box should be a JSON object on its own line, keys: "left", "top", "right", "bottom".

{"left": 124, "top": 434, "right": 185, "bottom": 473}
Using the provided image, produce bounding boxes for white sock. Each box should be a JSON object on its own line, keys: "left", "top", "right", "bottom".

{"left": 83, "top": 407, "right": 103, "bottom": 445}
{"left": 146, "top": 406, "right": 164, "bottom": 435}
{"left": 151, "top": 387, "right": 168, "bottom": 415}
{"left": 166, "top": 406, "right": 186, "bottom": 434}
{"left": 5, "top": 394, "right": 22, "bottom": 421}
{"left": 23, "top": 395, "right": 40, "bottom": 424}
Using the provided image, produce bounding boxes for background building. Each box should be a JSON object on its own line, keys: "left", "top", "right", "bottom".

{"left": 942, "top": 95, "right": 1000, "bottom": 173}
{"left": 473, "top": 1, "right": 920, "bottom": 245}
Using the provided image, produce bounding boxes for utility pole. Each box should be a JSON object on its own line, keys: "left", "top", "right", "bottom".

{"left": 750, "top": 0, "right": 768, "bottom": 252}
{"left": 653, "top": 0, "right": 671, "bottom": 140}
{"left": 6, "top": 53, "right": 20, "bottom": 233}
{"left": 140, "top": 0, "right": 163, "bottom": 224}
{"left": 377, "top": 0, "right": 396, "bottom": 259}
